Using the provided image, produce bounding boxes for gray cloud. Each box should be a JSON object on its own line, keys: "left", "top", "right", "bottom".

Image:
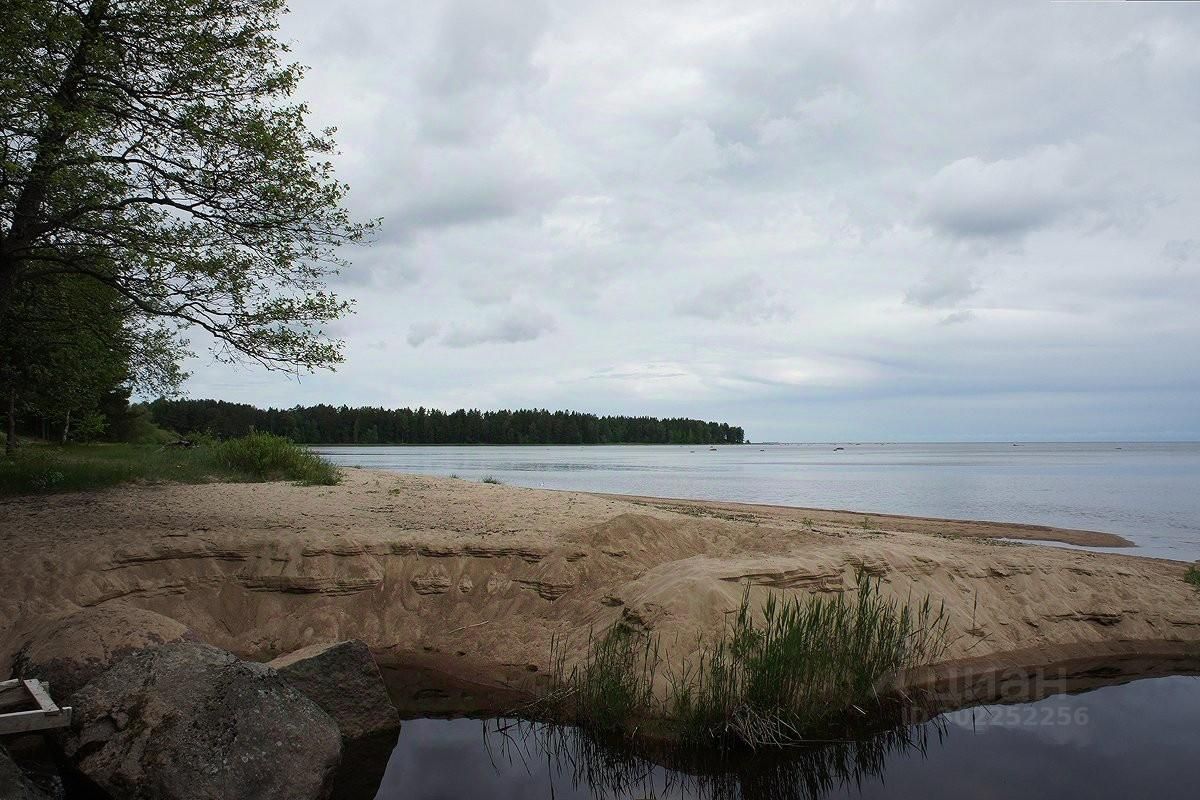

{"left": 939, "top": 310, "right": 976, "bottom": 326}
{"left": 176, "top": 1, "right": 1200, "bottom": 441}
{"left": 406, "top": 321, "right": 441, "bottom": 347}
{"left": 440, "top": 309, "right": 556, "bottom": 348}
{"left": 675, "top": 274, "right": 790, "bottom": 322}
{"left": 1163, "top": 239, "right": 1199, "bottom": 264}
{"left": 919, "top": 145, "right": 1085, "bottom": 239}
{"left": 905, "top": 267, "right": 980, "bottom": 309}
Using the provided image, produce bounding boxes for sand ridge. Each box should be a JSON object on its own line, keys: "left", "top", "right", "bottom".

{"left": 2, "top": 470, "right": 1198, "bottom": 706}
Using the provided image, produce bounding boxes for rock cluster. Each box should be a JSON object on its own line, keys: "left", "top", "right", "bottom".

{"left": 4, "top": 604, "right": 400, "bottom": 800}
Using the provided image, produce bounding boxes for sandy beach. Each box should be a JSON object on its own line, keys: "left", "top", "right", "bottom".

{"left": 3, "top": 470, "right": 1198, "bottom": 713}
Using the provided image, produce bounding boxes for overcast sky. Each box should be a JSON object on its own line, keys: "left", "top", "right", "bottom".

{"left": 182, "top": 0, "right": 1200, "bottom": 442}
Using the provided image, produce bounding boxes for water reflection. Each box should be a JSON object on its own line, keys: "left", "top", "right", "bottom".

{"left": 370, "top": 674, "right": 1200, "bottom": 800}
{"left": 478, "top": 718, "right": 945, "bottom": 800}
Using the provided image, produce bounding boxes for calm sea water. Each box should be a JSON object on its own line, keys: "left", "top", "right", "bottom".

{"left": 370, "top": 675, "right": 1200, "bottom": 800}
{"left": 314, "top": 443, "right": 1200, "bottom": 561}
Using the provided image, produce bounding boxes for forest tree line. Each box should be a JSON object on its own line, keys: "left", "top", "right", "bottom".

{"left": 149, "top": 399, "right": 746, "bottom": 445}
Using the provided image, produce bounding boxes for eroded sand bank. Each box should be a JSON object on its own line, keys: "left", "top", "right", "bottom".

{"left": 2, "top": 470, "right": 1198, "bottom": 710}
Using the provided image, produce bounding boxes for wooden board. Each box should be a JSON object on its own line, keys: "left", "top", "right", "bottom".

{"left": 0, "top": 678, "right": 72, "bottom": 735}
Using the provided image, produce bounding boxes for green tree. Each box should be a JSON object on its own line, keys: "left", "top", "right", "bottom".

{"left": 0, "top": 0, "right": 371, "bottom": 379}
{"left": 0, "top": 272, "right": 183, "bottom": 450}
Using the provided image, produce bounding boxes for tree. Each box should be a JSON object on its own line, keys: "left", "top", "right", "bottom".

{"left": 0, "top": 0, "right": 371, "bottom": 378}
{"left": 0, "top": 270, "right": 184, "bottom": 451}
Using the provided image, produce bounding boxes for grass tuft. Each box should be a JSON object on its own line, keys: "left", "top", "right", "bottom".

{"left": 548, "top": 623, "right": 659, "bottom": 734}
{"left": 1185, "top": 565, "right": 1200, "bottom": 590}
{"left": 546, "top": 571, "right": 948, "bottom": 750}
{"left": 481, "top": 475, "right": 502, "bottom": 484}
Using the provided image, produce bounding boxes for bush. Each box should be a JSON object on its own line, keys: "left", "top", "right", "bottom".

{"left": 213, "top": 433, "right": 340, "bottom": 485}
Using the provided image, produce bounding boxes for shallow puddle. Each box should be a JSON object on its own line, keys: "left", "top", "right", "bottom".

{"left": 367, "top": 673, "right": 1200, "bottom": 800}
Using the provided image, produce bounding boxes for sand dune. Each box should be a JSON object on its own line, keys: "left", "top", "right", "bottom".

{"left": 2, "top": 470, "right": 1197, "bottom": 711}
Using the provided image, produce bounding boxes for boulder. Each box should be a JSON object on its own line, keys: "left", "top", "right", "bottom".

{"left": 9, "top": 604, "right": 196, "bottom": 699}
{"left": 0, "top": 746, "right": 53, "bottom": 800}
{"left": 63, "top": 642, "right": 341, "bottom": 800}
{"left": 268, "top": 640, "right": 400, "bottom": 742}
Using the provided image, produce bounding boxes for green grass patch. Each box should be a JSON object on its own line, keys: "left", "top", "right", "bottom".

{"left": 546, "top": 572, "right": 948, "bottom": 750}
{"left": 212, "top": 433, "right": 340, "bottom": 485}
{"left": 481, "top": 475, "right": 502, "bottom": 484}
{"left": 1185, "top": 565, "right": 1200, "bottom": 590}
{"left": 0, "top": 434, "right": 339, "bottom": 496}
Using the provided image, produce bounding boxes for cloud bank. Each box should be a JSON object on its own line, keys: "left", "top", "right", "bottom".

{"left": 179, "top": 0, "right": 1200, "bottom": 441}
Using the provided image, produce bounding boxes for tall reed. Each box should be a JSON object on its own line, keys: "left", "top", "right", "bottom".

{"left": 668, "top": 572, "right": 948, "bottom": 747}
{"left": 546, "top": 570, "right": 948, "bottom": 750}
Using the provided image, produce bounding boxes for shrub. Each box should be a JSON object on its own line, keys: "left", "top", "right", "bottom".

{"left": 213, "top": 433, "right": 340, "bottom": 485}
{"left": 1186, "top": 565, "right": 1200, "bottom": 590}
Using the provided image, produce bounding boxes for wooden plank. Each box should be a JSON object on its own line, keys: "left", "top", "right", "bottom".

{"left": 0, "top": 693, "right": 28, "bottom": 712}
{"left": 0, "top": 706, "right": 73, "bottom": 736}
{"left": 0, "top": 681, "right": 28, "bottom": 712}
{"left": 22, "top": 679, "right": 59, "bottom": 714}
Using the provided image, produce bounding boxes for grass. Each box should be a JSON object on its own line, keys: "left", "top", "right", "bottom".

{"left": 545, "top": 571, "right": 948, "bottom": 750}
{"left": 548, "top": 624, "right": 660, "bottom": 735}
{"left": 481, "top": 475, "right": 502, "bottom": 484}
{"left": 0, "top": 433, "right": 340, "bottom": 496}
{"left": 1185, "top": 565, "right": 1200, "bottom": 590}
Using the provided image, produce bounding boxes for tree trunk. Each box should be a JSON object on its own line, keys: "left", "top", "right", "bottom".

{"left": 61, "top": 409, "right": 71, "bottom": 444}
{"left": 5, "top": 389, "right": 15, "bottom": 456}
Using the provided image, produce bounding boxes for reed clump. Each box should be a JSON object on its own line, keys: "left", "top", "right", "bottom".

{"left": 547, "top": 571, "right": 948, "bottom": 750}
{"left": 548, "top": 623, "right": 659, "bottom": 735}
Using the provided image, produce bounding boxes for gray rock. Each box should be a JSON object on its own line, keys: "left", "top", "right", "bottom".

{"left": 269, "top": 640, "right": 400, "bottom": 742}
{"left": 0, "top": 746, "right": 52, "bottom": 800}
{"left": 63, "top": 642, "right": 341, "bottom": 800}
{"left": 9, "top": 604, "right": 197, "bottom": 700}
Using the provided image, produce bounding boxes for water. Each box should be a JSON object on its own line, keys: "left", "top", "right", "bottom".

{"left": 371, "top": 674, "right": 1200, "bottom": 800}
{"left": 314, "top": 442, "right": 1200, "bottom": 560}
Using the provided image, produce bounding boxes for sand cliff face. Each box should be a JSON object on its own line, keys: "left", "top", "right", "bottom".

{"left": 2, "top": 471, "right": 1198, "bottom": 705}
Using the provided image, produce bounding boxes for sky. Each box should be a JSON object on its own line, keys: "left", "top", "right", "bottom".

{"left": 180, "top": 0, "right": 1200, "bottom": 442}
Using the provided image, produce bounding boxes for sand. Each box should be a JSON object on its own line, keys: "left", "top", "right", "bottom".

{"left": 2, "top": 470, "right": 1198, "bottom": 711}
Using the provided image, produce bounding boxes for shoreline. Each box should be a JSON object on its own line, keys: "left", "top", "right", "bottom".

{"left": 3, "top": 469, "right": 1198, "bottom": 721}
{"left": 591, "top": 490, "right": 1137, "bottom": 548}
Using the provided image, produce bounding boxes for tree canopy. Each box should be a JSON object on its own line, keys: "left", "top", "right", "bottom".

{"left": 1, "top": 0, "right": 367, "bottom": 449}
{"left": 149, "top": 398, "right": 747, "bottom": 446}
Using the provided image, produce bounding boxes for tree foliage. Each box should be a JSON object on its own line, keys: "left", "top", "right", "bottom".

{"left": 0, "top": 273, "right": 185, "bottom": 445}
{"left": 0, "top": 0, "right": 369, "bottom": 370}
{"left": 0, "top": 0, "right": 367, "bottom": 450}
{"left": 149, "top": 398, "right": 747, "bottom": 445}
